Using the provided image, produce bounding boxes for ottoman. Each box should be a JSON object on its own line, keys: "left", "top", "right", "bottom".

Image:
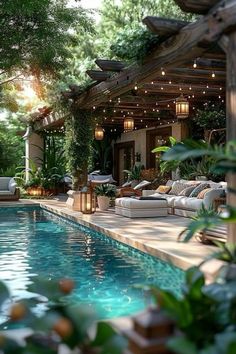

{"left": 115, "top": 197, "right": 168, "bottom": 218}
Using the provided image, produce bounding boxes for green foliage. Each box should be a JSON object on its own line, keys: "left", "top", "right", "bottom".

{"left": 91, "top": 137, "right": 113, "bottom": 175}
{"left": 0, "top": 278, "right": 127, "bottom": 354}
{"left": 0, "top": 118, "right": 24, "bottom": 175}
{"left": 64, "top": 107, "right": 93, "bottom": 189}
{"left": 150, "top": 262, "right": 236, "bottom": 354}
{"left": 111, "top": 27, "right": 164, "bottom": 62}
{"left": 162, "top": 140, "right": 236, "bottom": 175}
{"left": 94, "top": 184, "right": 117, "bottom": 198}
{"left": 193, "top": 104, "right": 226, "bottom": 130}
{"left": 123, "top": 164, "right": 144, "bottom": 181}
{"left": 0, "top": 0, "right": 91, "bottom": 75}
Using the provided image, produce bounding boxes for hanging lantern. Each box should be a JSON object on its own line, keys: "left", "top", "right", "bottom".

{"left": 176, "top": 94, "right": 189, "bottom": 119}
{"left": 124, "top": 117, "right": 134, "bottom": 132}
{"left": 79, "top": 184, "right": 96, "bottom": 214}
{"left": 95, "top": 126, "right": 104, "bottom": 140}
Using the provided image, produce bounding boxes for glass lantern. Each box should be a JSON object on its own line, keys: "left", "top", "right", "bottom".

{"left": 176, "top": 94, "right": 189, "bottom": 119}
{"left": 80, "top": 184, "right": 96, "bottom": 214}
{"left": 124, "top": 117, "right": 134, "bottom": 132}
{"left": 95, "top": 126, "right": 104, "bottom": 140}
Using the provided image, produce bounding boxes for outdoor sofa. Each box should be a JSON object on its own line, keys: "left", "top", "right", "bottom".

{"left": 0, "top": 177, "right": 20, "bottom": 201}
{"left": 115, "top": 179, "right": 226, "bottom": 218}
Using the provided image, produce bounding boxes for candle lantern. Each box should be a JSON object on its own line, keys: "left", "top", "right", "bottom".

{"left": 80, "top": 184, "right": 96, "bottom": 214}
{"left": 95, "top": 126, "right": 104, "bottom": 140}
{"left": 124, "top": 117, "right": 134, "bottom": 132}
{"left": 176, "top": 94, "right": 189, "bottom": 119}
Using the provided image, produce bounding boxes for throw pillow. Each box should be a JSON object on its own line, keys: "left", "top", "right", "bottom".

{"left": 189, "top": 183, "right": 209, "bottom": 198}
{"left": 155, "top": 185, "right": 171, "bottom": 194}
{"left": 178, "top": 185, "right": 197, "bottom": 197}
{"left": 133, "top": 180, "right": 151, "bottom": 190}
{"left": 197, "top": 188, "right": 212, "bottom": 199}
{"left": 169, "top": 181, "right": 188, "bottom": 195}
{"left": 8, "top": 178, "right": 16, "bottom": 194}
{"left": 166, "top": 180, "right": 174, "bottom": 187}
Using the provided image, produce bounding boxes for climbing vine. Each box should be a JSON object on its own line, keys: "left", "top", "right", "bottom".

{"left": 65, "top": 105, "right": 94, "bottom": 189}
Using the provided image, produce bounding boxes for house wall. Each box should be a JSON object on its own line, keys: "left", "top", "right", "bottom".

{"left": 114, "top": 123, "right": 183, "bottom": 167}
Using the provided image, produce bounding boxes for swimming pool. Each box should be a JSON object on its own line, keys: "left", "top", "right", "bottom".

{"left": 0, "top": 206, "right": 184, "bottom": 319}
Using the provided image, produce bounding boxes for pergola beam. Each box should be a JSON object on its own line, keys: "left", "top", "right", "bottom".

{"left": 76, "top": 0, "right": 236, "bottom": 108}
{"left": 174, "top": 0, "right": 220, "bottom": 14}
{"left": 143, "top": 16, "right": 189, "bottom": 36}
{"left": 95, "top": 59, "right": 126, "bottom": 72}
{"left": 86, "top": 70, "right": 111, "bottom": 82}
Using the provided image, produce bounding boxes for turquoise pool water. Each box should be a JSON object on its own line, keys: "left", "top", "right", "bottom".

{"left": 0, "top": 206, "right": 184, "bottom": 319}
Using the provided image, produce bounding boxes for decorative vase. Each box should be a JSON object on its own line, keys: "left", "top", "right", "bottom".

{"left": 97, "top": 196, "right": 110, "bottom": 211}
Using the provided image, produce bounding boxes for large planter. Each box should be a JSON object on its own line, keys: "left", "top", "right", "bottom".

{"left": 97, "top": 196, "right": 110, "bottom": 211}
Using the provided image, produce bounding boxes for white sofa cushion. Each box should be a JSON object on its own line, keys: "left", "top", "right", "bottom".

{"left": 0, "top": 177, "right": 11, "bottom": 191}
{"left": 115, "top": 197, "right": 167, "bottom": 209}
{"left": 133, "top": 180, "right": 151, "bottom": 190}
{"left": 8, "top": 178, "right": 16, "bottom": 194}
{"left": 174, "top": 197, "right": 203, "bottom": 211}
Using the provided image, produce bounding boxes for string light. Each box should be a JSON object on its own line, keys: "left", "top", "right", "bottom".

{"left": 193, "top": 59, "right": 197, "bottom": 68}
{"left": 134, "top": 85, "right": 138, "bottom": 90}
{"left": 93, "top": 106, "right": 96, "bottom": 110}
{"left": 212, "top": 71, "right": 216, "bottom": 78}
{"left": 189, "top": 86, "right": 192, "bottom": 90}
{"left": 169, "top": 80, "right": 172, "bottom": 84}
{"left": 161, "top": 68, "right": 166, "bottom": 76}
{"left": 161, "top": 87, "right": 164, "bottom": 90}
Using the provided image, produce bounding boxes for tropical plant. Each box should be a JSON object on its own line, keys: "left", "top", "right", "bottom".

{"left": 94, "top": 184, "right": 117, "bottom": 198}
{"left": 91, "top": 138, "right": 113, "bottom": 175}
{"left": 149, "top": 257, "right": 236, "bottom": 354}
{"left": 152, "top": 136, "right": 182, "bottom": 175}
{"left": 123, "top": 165, "right": 144, "bottom": 182}
{"left": 0, "top": 278, "right": 127, "bottom": 354}
{"left": 193, "top": 104, "right": 226, "bottom": 130}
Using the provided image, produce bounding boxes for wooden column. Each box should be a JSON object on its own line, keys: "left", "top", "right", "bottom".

{"left": 226, "top": 32, "right": 236, "bottom": 243}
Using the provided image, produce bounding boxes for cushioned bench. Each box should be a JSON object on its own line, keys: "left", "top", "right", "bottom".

{"left": 115, "top": 197, "right": 168, "bottom": 218}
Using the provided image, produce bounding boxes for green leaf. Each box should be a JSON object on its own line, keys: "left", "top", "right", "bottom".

{"left": 92, "top": 322, "right": 116, "bottom": 346}
{"left": 167, "top": 336, "right": 198, "bottom": 354}
{"left": 0, "top": 281, "right": 10, "bottom": 307}
{"left": 27, "top": 277, "right": 64, "bottom": 301}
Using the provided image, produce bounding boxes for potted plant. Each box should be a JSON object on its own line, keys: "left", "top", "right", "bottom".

{"left": 123, "top": 165, "right": 144, "bottom": 187}
{"left": 94, "top": 184, "right": 117, "bottom": 211}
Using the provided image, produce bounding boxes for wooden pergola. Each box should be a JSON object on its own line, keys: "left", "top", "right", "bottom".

{"left": 34, "top": 0, "right": 236, "bottom": 242}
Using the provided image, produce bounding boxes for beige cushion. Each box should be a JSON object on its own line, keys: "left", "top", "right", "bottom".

{"left": 169, "top": 181, "right": 187, "bottom": 195}
{"left": 197, "top": 188, "right": 212, "bottom": 199}
{"left": 156, "top": 185, "right": 171, "bottom": 194}
{"left": 133, "top": 180, "right": 151, "bottom": 190}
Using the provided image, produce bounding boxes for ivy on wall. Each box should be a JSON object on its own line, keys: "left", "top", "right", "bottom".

{"left": 65, "top": 106, "right": 94, "bottom": 190}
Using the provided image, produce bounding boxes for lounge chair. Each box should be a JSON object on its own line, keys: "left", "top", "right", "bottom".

{"left": 88, "top": 173, "right": 116, "bottom": 187}
{"left": 117, "top": 180, "right": 152, "bottom": 197}
{"left": 0, "top": 177, "right": 20, "bottom": 201}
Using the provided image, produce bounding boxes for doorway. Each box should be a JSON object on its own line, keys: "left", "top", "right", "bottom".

{"left": 114, "top": 141, "right": 135, "bottom": 185}
{"left": 146, "top": 127, "right": 172, "bottom": 169}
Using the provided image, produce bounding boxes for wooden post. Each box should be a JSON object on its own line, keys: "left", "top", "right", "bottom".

{"left": 226, "top": 32, "right": 236, "bottom": 243}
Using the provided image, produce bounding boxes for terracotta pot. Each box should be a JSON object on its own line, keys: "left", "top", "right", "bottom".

{"left": 27, "top": 187, "right": 44, "bottom": 196}
{"left": 97, "top": 196, "right": 110, "bottom": 211}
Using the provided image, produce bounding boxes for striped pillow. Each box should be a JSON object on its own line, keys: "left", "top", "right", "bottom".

{"left": 189, "top": 183, "right": 209, "bottom": 198}
{"left": 178, "top": 185, "right": 198, "bottom": 197}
